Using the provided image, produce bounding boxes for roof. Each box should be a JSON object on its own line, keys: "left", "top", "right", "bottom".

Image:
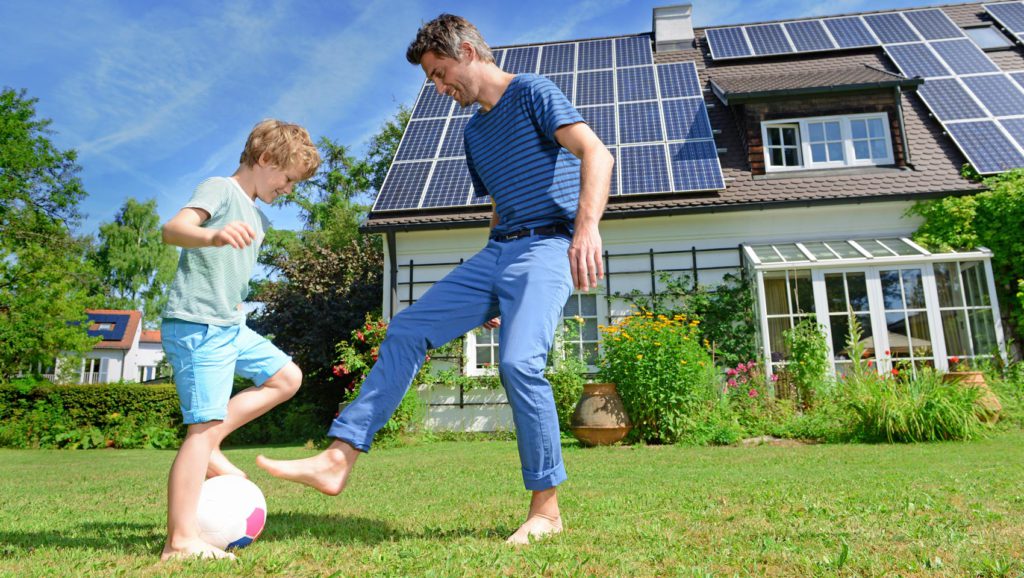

{"left": 140, "top": 330, "right": 162, "bottom": 344}
{"left": 85, "top": 309, "right": 142, "bottom": 350}
{"left": 362, "top": 2, "right": 1005, "bottom": 233}
{"left": 708, "top": 65, "right": 921, "bottom": 105}
{"left": 743, "top": 236, "right": 992, "bottom": 270}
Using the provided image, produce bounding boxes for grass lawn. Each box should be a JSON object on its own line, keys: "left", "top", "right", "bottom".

{"left": 1, "top": 433, "right": 1023, "bottom": 577}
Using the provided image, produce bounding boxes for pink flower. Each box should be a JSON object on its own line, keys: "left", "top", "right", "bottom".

{"left": 770, "top": 374, "right": 779, "bottom": 382}
{"left": 748, "top": 389, "right": 758, "bottom": 397}
{"left": 727, "top": 378, "right": 737, "bottom": 387}
{"left": 356, "top": 330, "right": 366, "bottom": 342}
{"left": 332, "top": 363, "right": 348, "bottom": 377}
{"left": 726, "top": 368, "right": 737, "bottom": 376}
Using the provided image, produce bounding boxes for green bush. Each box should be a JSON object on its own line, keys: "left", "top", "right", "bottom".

{"left": 598, "top": 311, "right": 719, "bottom": 444}
{"left": 782, "top": 317, "right": 831, "bottom": 408}
{"left": 0, "top": 382, "right": 182, "bottom": 449}
{"left": 548, "top": 319, "right": 587, "bottom": 432}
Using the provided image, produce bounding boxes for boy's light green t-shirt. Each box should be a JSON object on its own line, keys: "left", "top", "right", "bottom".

{"left": 164, "top": 177, "right": 270, "bottom": 326}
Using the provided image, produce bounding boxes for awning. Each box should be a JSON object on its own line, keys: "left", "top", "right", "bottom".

{"left": 743, "top": 238, "right": 991, "bottom": 270}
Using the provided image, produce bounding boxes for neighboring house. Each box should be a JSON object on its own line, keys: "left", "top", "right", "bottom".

{"left": 364, "top": 1, "right": 1016, "bottom": 393}
{"left": 36, "top": 310, "right": 166, "bottom": 384}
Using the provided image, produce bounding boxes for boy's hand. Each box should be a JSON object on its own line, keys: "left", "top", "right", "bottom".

{"left": 210, "top": 221, "right": 257, "bottom": 249}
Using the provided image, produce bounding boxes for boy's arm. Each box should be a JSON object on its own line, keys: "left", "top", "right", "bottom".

{"left": 554, "top": 121, "right": 612, "bottom": 292}
{"left": 162, "top": 207, "right": 256, "bottom": 249}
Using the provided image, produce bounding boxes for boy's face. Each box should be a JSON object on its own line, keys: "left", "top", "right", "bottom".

{"left": 253, "top": 159, "right": 302, "bottom": 204}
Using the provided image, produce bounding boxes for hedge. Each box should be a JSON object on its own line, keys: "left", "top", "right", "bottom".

{"left": 0, "top": 382, "right": 181, "bottom": 426}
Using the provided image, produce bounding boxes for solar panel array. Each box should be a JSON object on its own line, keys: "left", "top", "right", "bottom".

{"left": 706, "top": 7, "right": 1024, "bottom": 174}
{"left": 372, "top": 35, "right": 724, "bottom": 213}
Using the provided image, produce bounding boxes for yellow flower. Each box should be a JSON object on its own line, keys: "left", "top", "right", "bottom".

{"left": 680, "top": 360, "right": 687, "bottom": 365}
{"left": 637, "top": 354, "right": 644, "bottom": 360}
{"left": 654, "top": 342, "right": 661, "bottom": 346}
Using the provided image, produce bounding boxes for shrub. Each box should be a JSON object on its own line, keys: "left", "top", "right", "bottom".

{"left": 722, "top": 359, "right": 780, "bottom": 434}
{"left": 598, "top": 311, "right": 718, "bottom": 444}
{"left": 548, "top": 318, "right": 587, "bottom": 432}
{"left": 782, "top": 317, "right": 831, "bottom": 408}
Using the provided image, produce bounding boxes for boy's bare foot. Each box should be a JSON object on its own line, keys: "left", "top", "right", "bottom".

{"left": 207, "top": 448, "right": 247, "bottom": 479}
{"left": 505, "top": 514, "right": 563, "bottom": 546}
{"left": 160, "top": 539, "right": 237, "bottom": 562}
{"left": 256, "top": 445, "right": 355, "bottom": 496}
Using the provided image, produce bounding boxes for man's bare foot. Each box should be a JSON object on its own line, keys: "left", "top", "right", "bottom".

{"left": 256, "top": 445, "right": 355, "bottom": 496}
{"left": 505, "top": 514, "right": 563, "bottom": 546}
{"left": 160, "top": 538, "right": 237, "bottom": 562}
{"left": 207, "top": 448, "right": 247, "bottom": 479}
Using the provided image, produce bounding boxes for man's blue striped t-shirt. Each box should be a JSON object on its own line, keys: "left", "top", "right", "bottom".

{"left": 463, "top": 74, "right": 585, "bottom": 237}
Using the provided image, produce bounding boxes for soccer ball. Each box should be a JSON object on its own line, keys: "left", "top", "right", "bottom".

{"left": 196, "top": 475, "right": 267, "bottom": 550}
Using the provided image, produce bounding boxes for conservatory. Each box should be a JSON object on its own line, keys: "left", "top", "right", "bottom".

{"left": 743, "top": 238, "right": 1006, "bottom": 377}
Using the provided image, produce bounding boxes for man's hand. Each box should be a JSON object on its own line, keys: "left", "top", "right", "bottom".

{"left": 210, "top": 221, "right": 257, "bottom": 249}
{"left": 482, "top": 317, "right": 501, "bottom": 330}
{"left": 568, "top": 222, "right": 603, "bottom": 291}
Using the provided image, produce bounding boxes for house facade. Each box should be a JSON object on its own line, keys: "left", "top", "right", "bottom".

{"left": 363, "top": 2, "right": 1016, "bottom": 427}
{"left": 36, "top": 310, "right": 165, "bottom": 384}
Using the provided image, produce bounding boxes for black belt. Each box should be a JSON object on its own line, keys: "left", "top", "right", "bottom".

{"left": 492, "top": 223, "right": 571, "bottom": 242}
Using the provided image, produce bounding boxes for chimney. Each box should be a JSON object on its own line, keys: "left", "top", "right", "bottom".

{"left": 652, "top": 4, "right": 695, "bottom": 53}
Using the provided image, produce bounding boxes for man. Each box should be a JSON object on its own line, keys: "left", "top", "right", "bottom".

{"left": 257, "top": 13, "right": 613, "bottom": 545}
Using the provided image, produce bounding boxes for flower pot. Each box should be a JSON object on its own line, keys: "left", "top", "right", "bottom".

{"left": 570, "top": 382, "right": 632, "bottom": 446}
{"left": 943, "top": 371, "right": 1001, "bottom": 424}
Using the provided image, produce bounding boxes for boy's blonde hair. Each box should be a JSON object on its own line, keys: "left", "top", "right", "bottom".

{"left": 239, "top": 119, "right": 321, "bottom": 180}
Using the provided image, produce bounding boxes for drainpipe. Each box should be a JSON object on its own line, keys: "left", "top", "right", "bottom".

{"left": 895, "top": 86, "right": 913, "bottom": 168}
{"left": 387, "top": 231, "right": 398, "bottom": 320}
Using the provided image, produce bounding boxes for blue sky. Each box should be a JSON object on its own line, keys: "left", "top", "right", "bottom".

{"left": 2, "top": 0, "right": 938, "bottom": 237}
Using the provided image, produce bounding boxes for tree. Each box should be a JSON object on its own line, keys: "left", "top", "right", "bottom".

{"left": 93, "top": 198, "right": 178, "bottom": 325}
{"left": 0, "top": 88, "right": 97, "bottom": 381}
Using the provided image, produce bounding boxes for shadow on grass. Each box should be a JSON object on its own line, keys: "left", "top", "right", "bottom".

{"left": 0, "top": 522, "right": 162, "bottom": 557}
{"left": 263, "top": 511, "right": 515, "bottom": 543}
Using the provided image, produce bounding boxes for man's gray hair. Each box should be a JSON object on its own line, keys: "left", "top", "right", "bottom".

{"left": 406, "top": 14, "right": 494, "bottom": 65}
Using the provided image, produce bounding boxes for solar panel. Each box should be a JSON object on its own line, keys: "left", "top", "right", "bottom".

{"left": 608, "top": 148, "right": 619, "bottom": 196}
{"left": 452, "top": 102, "right": 481, "bottom": 117}
{"left": 438, "top": 116, "right": 469, "bottom": 158}
{"left": 422, "top": 159, "right": 473, "bottom": 208}
{"left": 670, "top": 141, "right": 726, "bottom": 191}
{"left": 1011, "top": 71, "right": 1024, "bottom": 90}
{"left": 619, "top": 145, "right": 671, "bottom": 195}
{"left": 503, "top": 46, "right": 539, "bottom": 73}
{"left": 657, "top": 62, "right": 701, "bottom": 98}
{"left": 929, "top": 38, "right": 999, "bottom": 75}
{"left": 784, "top": 20, "right": 837, "bottom": 52}
{"left": 395, "top": 119, "right": 446, "bottom": 161}
{"left": 372, "top": 162, "right": 432, "bottom": 211}
{"left": 746, "top": 23, "right": 794, "bottom": 55}
{"left": 618, "top": 101, "right": 663, "bottom": 144}
{"left": 578, "top": 39, "right": 613, "bottom": 70}
{"left": 539, "top": 43, "right": 575, "bottom": 74}
{"left": 824, "top": 17, "right": 878, "bottom": 48}
{"left": 962, "top": 74, "right": 1024, "bottom": 116}
{"left": 491, "top": 49, "right": 505, "bottom": 69}
{"left": 706, "top": 27, "right": 753, "bottom": 59}
{"left": 945, "top": 120, "right": 1024, "bottom": 174}
{"left": 662, "top": 98, "right": 713, "bottom": 141}
{"left": 917, "top": 79, "right": 987, "bottom": 121}
{"left": 615, "top": 35, "right": 653, "bottom": 67}
{"left": 411, "top": 83, "right": 453, "bottom": 120}
{"left": 580, "top": 105, "right": 616, "bottom": 145}
{"left": 998, "top": 117, "right": 1024, "bottom": 149}
{"left": 885, "top": 43, "right": 951, "bottom": 79}
{"left": 984, "top": 2, "right": 1024, "bottom": 32}
{"left": 903, "top": 9, "right": 964, "bottom": 40}
{"left": 576, "top": 70, "right": 614, "bottom": 106}
{"left": 864, "top": 13, "right": 920, "bottom": 44}
{"left": 617, "top": 66, "right": 657, "bottom": 102}
{"left": 88, "top": 313, "right": 129, "bottom": 341}
{"left": 544, "top": 73, "right": 575, "bottom": 104}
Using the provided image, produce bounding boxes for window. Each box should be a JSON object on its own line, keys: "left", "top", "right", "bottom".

{"left": 964, "top": 26, "right": 1013, "bottom": 50}
{"left": 94, "top": 322, "right": 115, "bottom": 331}
{"left": 762, "top": 269, "right": 815, "bottom": 372}
{"left": 81, "top": 358, "right": 108, "bottom": 384}
{"left": 139, "top": 365, "right": 157, "bottom": 382}
{"left": 762, "top": 113, "right": 894, "bottom": 172}
{"left": 879, "top": 267, "right": 934, "bottom": 371}
{"left": 934, "top": 261, "right": 998, "bottom": 362}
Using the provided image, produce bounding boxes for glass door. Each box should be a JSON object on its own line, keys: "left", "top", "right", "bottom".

{"left": 815, "top": 270, "right": 876, "bottom": 375}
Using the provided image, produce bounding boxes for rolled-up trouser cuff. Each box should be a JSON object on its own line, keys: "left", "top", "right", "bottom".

{"left": 327, "top": 421, "right": 372, "bottom": 453}
{"left": 523, "top": 462, "right": 567, "bottom": 491}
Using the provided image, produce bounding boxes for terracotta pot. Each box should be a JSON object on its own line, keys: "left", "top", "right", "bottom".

{"left": 943, "top": 371, "right": 1001, "bottom": 424}
{"left": 570, "top": 382, "right": 632, "bottom": 446}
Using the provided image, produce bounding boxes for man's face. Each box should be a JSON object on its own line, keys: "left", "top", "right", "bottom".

{"left": 421, "top": 49, "right": 476, "bottom": 108}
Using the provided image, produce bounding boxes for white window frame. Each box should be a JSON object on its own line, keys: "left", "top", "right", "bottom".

{"left": 764, "top": 123, "right": 802, "bottom": 169}
{"left": 762, "top": 112, "right": 895, "bottom": 173}
{"left": 81, "top": 357, "right": 109, "bottom": 384}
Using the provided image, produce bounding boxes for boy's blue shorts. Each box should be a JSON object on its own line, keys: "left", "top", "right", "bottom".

{"left": 161, "top": 318, "right": 292, "bottom": 425}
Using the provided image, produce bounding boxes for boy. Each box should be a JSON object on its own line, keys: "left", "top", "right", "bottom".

{"left": 159, "top": 119, "right": 320, "bottom": 560}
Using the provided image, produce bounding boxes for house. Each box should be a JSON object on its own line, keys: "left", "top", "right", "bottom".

{"left": 37, "top": 310, "right": 166, "bottom": 384}
{"left": 363, "top": 2, "right": 1017, "bottom": 426}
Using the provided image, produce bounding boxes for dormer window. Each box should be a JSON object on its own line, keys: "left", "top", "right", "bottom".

{"left": 762, "top": 112, "right": 894, "bottom": 172}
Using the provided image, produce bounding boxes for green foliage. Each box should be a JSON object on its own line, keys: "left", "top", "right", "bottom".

{"left": 548, "top": 319, "right": 587, "bottom": 432}
{"left": 908, "top": 169, "right": 1024, "bottom": 344}
{"left": 92, "top": 197, "right": 178, "bottom": 326}
{"left": 616, "top": 272, "right": 756, "bottom": 367}
{"left": 597, "top": 311, "right": 718, "bottom": 444}
{"left": 0, "top": 382, "right": 182, "bottom": 448}
{"left": 839, "top": 316, "right": 985, "bottom": 443}
{"left": 782, "top": 317, "right": 831, "bottom": 407}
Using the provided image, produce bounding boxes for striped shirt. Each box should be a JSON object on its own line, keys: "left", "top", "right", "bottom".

{"left": 464, "top": 74, "right": 585, "bottom": 237}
